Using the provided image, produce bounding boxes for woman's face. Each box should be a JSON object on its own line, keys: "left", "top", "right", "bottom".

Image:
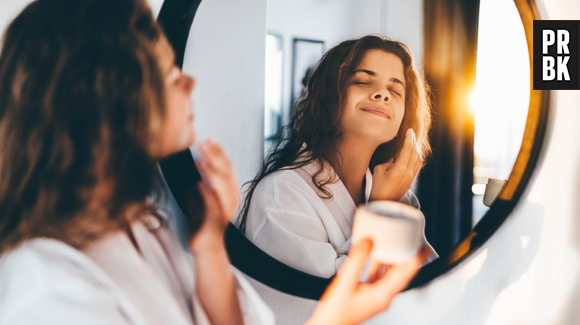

{"left": 340, "top": 49, "right": 406, "bottom": 146}
{"left": 154, "top": 36, "right": 197, "bottom": 157}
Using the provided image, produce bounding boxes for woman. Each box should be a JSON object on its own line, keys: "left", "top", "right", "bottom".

{"left": 239, "top": 36, "right": 438, "bottom": 278}
{"left": 0, "top": 1, "right": 427, "bottom": 324}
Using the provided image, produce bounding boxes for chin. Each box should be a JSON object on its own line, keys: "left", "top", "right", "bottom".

{"left": 384, "top": 131, "right": 398, "bottom": 142}
{"left": 187, "top": 132, "right": 197, "bottom": 148}
{"left": 365, "top": 128, "right": 398, "bottom": 144}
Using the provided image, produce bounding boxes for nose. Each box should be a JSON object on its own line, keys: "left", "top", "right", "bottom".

{"left": 184, "top": 75, "right": 195, "bottom": 94}
{"left": 371, "top": 88, "right": 391, "bottom": 103}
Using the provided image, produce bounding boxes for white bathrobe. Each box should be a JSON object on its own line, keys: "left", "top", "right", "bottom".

{"left": 245, "top": 159, "right": 437, "bottom": 278}
{"left": 244, "top": 159, "right": 437, "bottom": 325}
{"left": 0, "top": 215, "right": 274, "bottom": 325}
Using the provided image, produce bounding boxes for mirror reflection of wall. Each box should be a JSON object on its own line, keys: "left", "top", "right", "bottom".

{"left": 260, "top": 0, "right": 533, "bottom": 256}
{"left": 263, "top": 0, "right": 424, "bottom": 152}
{"left": 264, "top": 33, "right": 284, "bottom": 154}
{"left": 471, "top": 0, "right": 530, "bottom": 224}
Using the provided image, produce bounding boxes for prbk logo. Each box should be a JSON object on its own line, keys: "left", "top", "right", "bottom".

{"left": 533, "top": 20, "right": 579, "bottom": 90}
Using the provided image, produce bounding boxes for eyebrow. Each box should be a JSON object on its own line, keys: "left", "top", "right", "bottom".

{"left": 354, "top": 69, "right": 406, "bottom": 88}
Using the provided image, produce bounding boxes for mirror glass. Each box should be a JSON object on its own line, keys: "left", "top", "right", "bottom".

{"left": 249, "top": 0, "right": 433, "bottom": 278}
{"left": 470, "top": 0, "right": 530, "bottom": 225}
{"left": 247, "top": 0, "right": 531, "bottom": 275}
{"left": 176, "top": 0, "right": 532, "bottom": 285}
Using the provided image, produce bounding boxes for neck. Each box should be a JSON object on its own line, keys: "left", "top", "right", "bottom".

{"left": 329, "top": 135, "right": 378, "bottom": 206}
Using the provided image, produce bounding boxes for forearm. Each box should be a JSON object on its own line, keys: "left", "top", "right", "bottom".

{"left": 192, "top": 235, "right": 244, "bottom": 325}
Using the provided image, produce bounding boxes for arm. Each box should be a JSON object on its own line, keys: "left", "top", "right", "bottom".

{"left": 189, "top": 140, "right": 243, "bottom": 325}
{"left": 191, "top": 222, "right": 243, "bottom": 325}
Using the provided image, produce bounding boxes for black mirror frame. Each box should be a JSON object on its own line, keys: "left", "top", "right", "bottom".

{"left": 157, "top": 0, "right": 550, "bottom": 300}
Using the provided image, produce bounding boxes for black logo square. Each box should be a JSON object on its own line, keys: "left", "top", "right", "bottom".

{"left": 533, "top": 20, "right": 580, "bottom": 90}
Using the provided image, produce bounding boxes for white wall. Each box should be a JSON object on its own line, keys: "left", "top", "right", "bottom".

{"left": 0, "top": 0, "right": 29, "bottom": 34}
{"left": 182, "top": 0, "right": 267, "bottom": 186}
{"left": 380, "top": 0, "right": 424, "bottom": 67}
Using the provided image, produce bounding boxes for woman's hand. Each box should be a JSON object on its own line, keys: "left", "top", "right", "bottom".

{"left": 189, "top": 139, "right": 239, "bottom": 252}
{"left": 188, "top": 140, "right": 244, "bottom": 325}
{"left": 306, "top": 240, "right": 430, "bottom": 325}
{"left": 370, "top": 128, "right": 422, "bottom": 202}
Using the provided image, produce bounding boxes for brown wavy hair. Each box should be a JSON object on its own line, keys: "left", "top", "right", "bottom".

{"left": 0, "top": 0, "right": 165, "bottom": 253}
{"left": 238, "top": 35, "right": 431, "bottom": 234}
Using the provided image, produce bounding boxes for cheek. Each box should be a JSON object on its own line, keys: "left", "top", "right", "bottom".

{"left": 157, "top": 102, "right": 196, "bottom": 156}
{"left": 396, "top": 102, "right": 405, "bottom": 124}
{"left": 339, "top": 98, "right": 358, "bottom": 131}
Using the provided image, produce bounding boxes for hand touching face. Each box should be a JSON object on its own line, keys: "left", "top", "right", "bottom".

{"left": 370, "top": 128, "right": 422, "bottom": 202}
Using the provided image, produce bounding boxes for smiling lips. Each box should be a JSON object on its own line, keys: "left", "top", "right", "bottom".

{"left": 361, "top": 107, "right": 391, "bottom": 119}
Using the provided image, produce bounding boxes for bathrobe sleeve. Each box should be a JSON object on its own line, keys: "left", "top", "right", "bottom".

{"left": 245, "top": 170, "right": 347, "bottom": 278}
{"left": 0, "top": 240, "right": 140, "bottom": 325}
{"left": 0, "top": 278, "right": 131, "bottom": 325}
{"left": 1, "top": 235, "right": 275, "bottom": 325}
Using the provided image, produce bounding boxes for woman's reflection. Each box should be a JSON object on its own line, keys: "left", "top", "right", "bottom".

{"left": 238, "top": 35, "right": 437, "bottom": 277}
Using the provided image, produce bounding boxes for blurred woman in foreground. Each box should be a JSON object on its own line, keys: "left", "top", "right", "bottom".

{"left": 0, "top": 0, "right": 428, "bottom": 324}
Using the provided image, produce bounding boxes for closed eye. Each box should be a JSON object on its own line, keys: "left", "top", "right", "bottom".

{"left": 390, "top": 89, "right": 402, "bottom": 97}
{"left": 354, "top": 82, "right": 370, "bottom": 85}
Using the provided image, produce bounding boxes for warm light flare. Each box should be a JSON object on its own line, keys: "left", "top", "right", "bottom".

{"left": 468, "top": 87, "right": 481, "bottom": 115}
{"left": 472, "top": 0, "right": 531, "bottom": 222}
{"left": 472, "top": 184, "right": 486, "bottom": 195}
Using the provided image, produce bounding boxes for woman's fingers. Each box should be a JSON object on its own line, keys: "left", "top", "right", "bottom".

{"left": 396, "top": 128, "right": 414, "bottom": 166}
{"left": 197, "top": 158, "right": 233, "bottom": 199}
{"left": 413, "top": 151, "right": 422, "bottom": 176}
{"left": 197, "top": 182, "right": 221, "bottom": 215}
{"left": 199, "top": 140, "right": 235, "bottom": 180}
{"left": 196, "top": 139, "right": 239, "bottom": 219}
{"left": 406, "top": 130, "right": 419, "bottom": 169}
{"left": 371, "top": 246, "right": 430, "bottom": 296}
{"left": 409, "top": 133, "right": 422, "bottom": 177}
{"left": 373, "top": 162, "right": 394, "bottom": 175}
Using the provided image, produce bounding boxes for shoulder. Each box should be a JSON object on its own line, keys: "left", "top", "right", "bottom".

{"left": 251, "top": 167, "right": 320, "bottom": 206}
{"left": 0, "top": 239, "right": 126, "bottom": 325}
{"left": 0, "top": 238, "right": 105, "bottom": 291}
{"left": 255, "top": 168, "right": 310, "bottom": 192}
{"left": 254, "top": 159, "right": 332, "bottom": 195}
{"left": 245, "top": 166, "right": 329, "bottom": 236}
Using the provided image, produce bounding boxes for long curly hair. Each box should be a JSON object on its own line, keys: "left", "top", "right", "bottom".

{"left": 0, "top": 0, "right": 165, "bottom": 252}
{"left": 238, "top": 35, "right": 431, "bottom": 234}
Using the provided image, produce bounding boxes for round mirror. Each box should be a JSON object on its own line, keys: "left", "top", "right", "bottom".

{"left": 156, "top": 0, "right": 549, "bottom": 319}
